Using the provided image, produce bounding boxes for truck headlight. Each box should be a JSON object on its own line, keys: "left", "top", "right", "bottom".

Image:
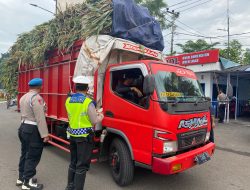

{"left": 163, "top": 141, "right": 178, "bottom": 153}
{"left": 205, "top": 132, "right": 210, "bottom": 142}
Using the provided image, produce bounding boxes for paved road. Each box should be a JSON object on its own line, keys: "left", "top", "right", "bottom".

{"left": 0, "top": 104, "right": 250, "bottom": 190}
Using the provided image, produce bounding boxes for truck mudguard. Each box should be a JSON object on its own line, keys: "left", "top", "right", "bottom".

{"left": 106, "top": 127, "right": 134, "bottom": 160}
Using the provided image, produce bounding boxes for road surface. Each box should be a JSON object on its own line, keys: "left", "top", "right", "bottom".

{"left": 0, "top": 104, "right": 249, "bottom": 190}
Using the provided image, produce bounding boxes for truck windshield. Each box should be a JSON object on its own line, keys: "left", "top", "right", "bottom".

{"left": 154, "top": 71, "right": 204, "bottom": 103}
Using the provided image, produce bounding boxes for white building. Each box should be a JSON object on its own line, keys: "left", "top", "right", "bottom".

{"left": 165, "top": 49, "right": 250, "bottom": 118}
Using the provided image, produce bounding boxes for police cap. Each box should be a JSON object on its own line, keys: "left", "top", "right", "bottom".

{"left": 28, "top": 78, "right": 43, "bottom": 86}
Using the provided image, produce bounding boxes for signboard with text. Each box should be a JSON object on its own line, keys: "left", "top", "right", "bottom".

{"left": 165, "top": 49, "right": 219, "bottom": 66}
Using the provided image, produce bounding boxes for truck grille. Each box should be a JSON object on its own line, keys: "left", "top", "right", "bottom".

{"left": 178, "top": 129, "right": 206, "bottom": 151}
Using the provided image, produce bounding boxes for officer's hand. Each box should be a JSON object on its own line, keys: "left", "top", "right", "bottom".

{"left": 43, "top": 136, "right": 49, "bottom": 143}
{"left": 44, "top": 103, "right": 48, "bottom": 112}
{"left": 97, "top": 113, "right": 104, "bottom": 120}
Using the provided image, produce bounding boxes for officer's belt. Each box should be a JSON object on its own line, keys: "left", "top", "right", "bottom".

{"left": 21, "top": 120, "right": 37, "bottom": 125}
{"left": 67, "top": 127, "right": 93, "bottom": 135}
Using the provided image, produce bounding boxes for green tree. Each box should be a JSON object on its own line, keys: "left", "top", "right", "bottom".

{"left": 242, "top": 48, "right": 250, "bottom": 65}
{"left": 0, "top": 53, "right": 17, "bottom": 94}
{"left": 135, "top": 0, "right": 168, "bottom": 29}
{"left": 220, "top": 40, "right": 243, "bottom": 63}
{"left": 0, "top": 53, "right": 9, "bottom": 89}
{"left": 176, "top": 39, "right": 220, "bottom": 53}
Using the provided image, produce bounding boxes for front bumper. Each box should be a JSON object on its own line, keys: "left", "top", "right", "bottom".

{"left": 152, "top": 142, "right": 215, "bottom": 175}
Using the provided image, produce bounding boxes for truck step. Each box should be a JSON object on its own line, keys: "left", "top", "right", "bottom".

{"left": 48, "top": 140, "right": 99, "bottom": 163}
{"left": 48, "top": 140, "right": 70, "bottom": 153}
{"left": 48, "top": 134, "right": 70, "bottom": 145}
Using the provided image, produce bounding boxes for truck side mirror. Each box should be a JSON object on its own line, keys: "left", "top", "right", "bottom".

{"left": 143, "top": 75, "right": 155, "bottom": 96}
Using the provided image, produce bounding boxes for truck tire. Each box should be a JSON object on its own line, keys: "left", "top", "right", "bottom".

{"left": 109, "top": 138, "right": 134, "bottom": 186}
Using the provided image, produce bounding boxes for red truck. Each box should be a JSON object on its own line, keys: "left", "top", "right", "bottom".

{"left": 18, "top": 37, "right": 215, "bottom": 186}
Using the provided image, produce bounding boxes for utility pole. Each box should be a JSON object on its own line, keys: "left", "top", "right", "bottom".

{"left": 217, "top": 0, "right": 230, "bottom": 58}
{"left": 166, "top": 8, "right": 179, "bottom": 55}
{"left": 227, "top": 0, "right": 230, "bottom": 59}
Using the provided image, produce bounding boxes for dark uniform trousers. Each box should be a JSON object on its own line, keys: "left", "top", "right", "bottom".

{"left": 68, "top": 133, "right": 94, "bottom": 190}
{"left": 18, "top": 123, "right": 44, "bottom": 181}
{"left": 218, "top": 104, "right": 226, "bottom": 122}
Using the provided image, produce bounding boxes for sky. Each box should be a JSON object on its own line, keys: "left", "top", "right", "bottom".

{"left": 163, "top": 0, "right": 250, "bottom": 54}
{"left": 0, "top": 0, "right": 55, "bottom": 55}
{"left": 0, "top": 0, "right": 250, "bottom": 56}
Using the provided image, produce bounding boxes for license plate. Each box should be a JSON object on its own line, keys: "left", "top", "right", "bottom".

{"left": 195, "top": 152, "right": 210, "bottom": 165}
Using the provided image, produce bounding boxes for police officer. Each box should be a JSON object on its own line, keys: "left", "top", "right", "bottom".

{"left": 17, "top": 78, "right": 49, "bottom": 190}
{"left": 65, "top": 76, "right": 104, "bottom": 190}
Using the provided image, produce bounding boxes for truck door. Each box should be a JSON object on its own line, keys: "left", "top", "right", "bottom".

{"left": 103, "top": 64, "right": 154, "bottom": 165}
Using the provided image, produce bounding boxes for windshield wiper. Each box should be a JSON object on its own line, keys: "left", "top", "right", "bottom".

{"left": 150, "top": 96, "right": 178, "bottom": 104}
{"left": 194, "top": 96, "right": 206, "bottom": 105}
{"left": 172, "top": 98, "right": 181, "bottom": 106}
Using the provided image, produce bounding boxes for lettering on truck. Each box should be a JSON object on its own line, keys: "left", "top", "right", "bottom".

{"left": 178, "top": 116, "right": 208, "bottom": 130}
{"left": 123, "top": 43, "right": 159, "bottom": 58}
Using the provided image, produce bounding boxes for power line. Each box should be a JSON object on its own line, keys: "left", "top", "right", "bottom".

{"left": 175, "top": 19, "right": 207, "bottom": 37}
{"left": 168, "top": 0, "right": 194, "bottom": 8}
{"left": 216, "top": 44, "right": 250, "bottom": 47}
{"left": 175, "top": 0, "right": 204, "bottom": 10}
{"left": 169, "top": 12, "right": 224, "bottom": 40}
{"left": 165, "top": 18, "right": 202, "bottom": 37}
{"left": 163, "top": 32, "right": 172, "bottom": 37}
{"left": 174, "top": 38, "right": 208, "bottom": 40}
{"left": 168, "top": 16, "right": 224, "bottom": 40}
{"left": 179, "top": 0, "right": 213, "bottom": 12}
{"left": 175, "top": 31, "right": 250, "bottom": 38}
{"left": 175, "top": 32, "right": 216, "bottom": 38}
{"left": 228, "top": 32, "right": 250, "bottom": 36}
{"left": 164, "top": 40, "right": 171, "bottom": 45}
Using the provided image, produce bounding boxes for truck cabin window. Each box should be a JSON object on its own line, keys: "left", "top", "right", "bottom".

{"left": 111, "top": 68, "right": 148, "bottom": 108}
{"left": 154, "top": 71, "right": 204, "bottom": 103}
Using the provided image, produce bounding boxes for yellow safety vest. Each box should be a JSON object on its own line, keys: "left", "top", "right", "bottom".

{"left": 65, "top": 93, "right": 93, "bottom": 137}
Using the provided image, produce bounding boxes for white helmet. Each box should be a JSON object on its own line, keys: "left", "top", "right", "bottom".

{"left": 73, "top": 76, "right": 91, "bottom": 84}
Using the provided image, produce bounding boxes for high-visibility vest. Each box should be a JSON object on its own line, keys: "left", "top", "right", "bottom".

{"left": 65, "top": 93, "right": 93, "bottom": 137}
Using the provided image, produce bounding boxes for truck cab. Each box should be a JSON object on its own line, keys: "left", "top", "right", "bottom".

{"left": 101, "top": 60, "right": 215, "bottom": 185}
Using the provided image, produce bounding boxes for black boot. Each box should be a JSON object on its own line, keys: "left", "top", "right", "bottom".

{"left": 22, "top": 179, "right": 43, "bottom": 190}
{"left": 74, "top": 172, "right": 86, "bottom": 190}
{"left": 65, "top": 168, "right": 75, "bottom": 190}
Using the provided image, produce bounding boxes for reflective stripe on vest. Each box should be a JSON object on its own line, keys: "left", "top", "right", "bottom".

{"left": 65, "top": 93, "right": 93, "bottom": 137}
{"left": 67, "top": 127, "right": 93, "bottom": 136}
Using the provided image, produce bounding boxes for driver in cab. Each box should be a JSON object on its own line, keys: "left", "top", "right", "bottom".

{"left": 115, "top": 72, "right": 143, "bottom": 104}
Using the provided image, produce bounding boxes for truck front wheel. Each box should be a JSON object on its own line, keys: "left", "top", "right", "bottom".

{"left": 109, "top": 138, "right": 134, "bottom": 186}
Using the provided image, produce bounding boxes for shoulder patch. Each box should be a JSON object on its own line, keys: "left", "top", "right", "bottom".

{"left": 69, "top": 95, "right": 86, "bottom": 103}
